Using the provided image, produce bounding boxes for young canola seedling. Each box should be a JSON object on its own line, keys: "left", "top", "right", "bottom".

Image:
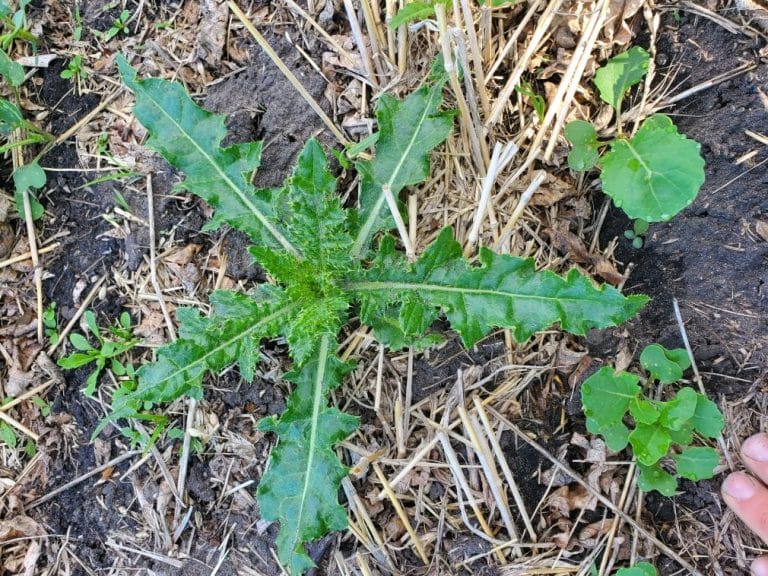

{"left": 566, "top": 47, "right": 705, "bottom": 224}
{"left": 581, "top": 343, "right": 724, "bottom": 496}
{"left": 113, "top": 56, "right": 647, "bottom": 574}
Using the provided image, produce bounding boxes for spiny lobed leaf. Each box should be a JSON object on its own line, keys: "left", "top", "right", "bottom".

{"left": 257, "top": 335, "right": 359, "bottom": 575}
{"left": 351, "top": 228, "right": 648, "bottom": 348}
{"left": 117, "top": 56, "right": 297, "bottom": 254}
{"left": 351, "top": 78, "right": 453, "bottom": 257}
{"left": 99, "top": 288, "right": 293, "bottom": 435}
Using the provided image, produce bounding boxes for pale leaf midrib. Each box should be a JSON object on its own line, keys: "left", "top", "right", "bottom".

{"left": 147, "top": 301, "right": 299, "bottom": 388}
{"left": 136, "top": 81, "right": 299, "bottom": 256}
{"left": 351, "top": 88, "right": 441, "bottom": 257}
{"left": 290, "top": 334, "right": 330, "bottom": 557}
{"left": 348, "top": 280, "right": 614, "bottom": 305}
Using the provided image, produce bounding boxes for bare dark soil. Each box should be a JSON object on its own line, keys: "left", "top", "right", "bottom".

{"left": 9, "top": 3, "right": 766, "bottom": 576}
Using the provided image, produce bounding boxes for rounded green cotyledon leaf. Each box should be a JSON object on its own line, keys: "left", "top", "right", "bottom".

{"left": 659, "top": 387, "right": 698, "bottom": 431}
{"left": 629, "top": 423, "right": 671, "bottom": 466}
{"left": 601, "top": 114, "right": 705, "bottom": 222}
{"left": 581, "top": 366, "right": 641, "bottom": 425}
{"left": 691, "top": 394, "right": 725, "bottom": 438}
{"left": 587, "top": 417, "right": 630, "bottom": 452}
{"left": 565, "top": 120, "right": 601, "bottom": 171}
{"left": 629, "top": 397, "right": 660, "bottom": 425}
{"left": 674, "top": 446, "right": 719, "bottom": 481}
{"left": 594, "top": 46, "right": 650, "bottom": 113}
{"left": 640, "top": 343, "right": 689, "bottom": 384}
{"left": 637, "top": 463, "right": 677, "bottom": 496}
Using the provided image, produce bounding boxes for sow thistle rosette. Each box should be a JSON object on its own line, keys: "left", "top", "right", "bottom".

{"left": 111, "top": 55, "right": 647, "bottom": 574}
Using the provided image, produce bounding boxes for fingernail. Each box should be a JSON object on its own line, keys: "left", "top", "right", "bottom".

{"left": 752, "top": 557, "right": 768, "bottom": 576}
{"left": 723, "top": 473, "right": 756, "bottom": 501}
{"left": 743, "top": 435, "right": 768, "bottom": 462}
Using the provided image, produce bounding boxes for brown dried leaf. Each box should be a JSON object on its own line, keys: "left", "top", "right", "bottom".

{"left": 545, "top": 226, "right": 624, "bottom": 285}
{"left": 195, "top": 0, "right": 227, "bottom": 68}
{"left": 756, "top": 220, "right": 768, "bottom": 242}
{"left": 604, "top": 0, "right": 645, "bottom": 45}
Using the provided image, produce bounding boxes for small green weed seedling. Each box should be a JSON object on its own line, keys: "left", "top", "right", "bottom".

{"left": 99, "top": 9, "right": 130, "bottom": 42}
{"left": 0, "top": 1, "right": 53, "bottom": 221}
{"left": 581, "top": 343, "right": 724, "bottom": 496}
{"left": 0, "top": 0, "right": 35, "bottom": 50}
{"left": 114, "top": 55, "right": 647, "bottom": 574}
{"left": 43, "top": 302, "right": 59, "bottom": 346}
{"left": 0, "top": 395, "right": 46, "bottom": 456}
{"left": 623, "top": 218, "right": 649, "bottom": 249}
{"left": 58, "top": 310, "right": 139, "bottom": 397}
{"left": 565, "top": 47, "right": 705, "bottom": 223}
{"left": 60, "top": 54, "right": 87, "bottom": 81}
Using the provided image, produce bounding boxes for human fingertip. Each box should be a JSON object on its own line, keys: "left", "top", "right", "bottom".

{"left": 744, "top": 434, "right": 768, "bottom": 463}
{"left": 752, "top": 556, "right": 768, "bottom": 576}
{"left": 723, "top": 472, "right": 757, "bottom": 501}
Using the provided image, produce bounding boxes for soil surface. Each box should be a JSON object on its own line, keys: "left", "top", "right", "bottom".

{"left": 1, "top": 2, "right": 766, "bottom": 576}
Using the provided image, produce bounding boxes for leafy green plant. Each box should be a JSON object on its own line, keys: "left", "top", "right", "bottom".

{"left": 390, "top": 0, "right": 451, "bottom": 28}
{"left": 616, "top": 562, "right": 657, "bottom": 576}
{"left": 72, "top": 3, "right": 83, "bottom": 42}
{"left": 99, "top": 9, "right": 130, "bottom": 42}
{"left": 0, "top": 98, "right": 52, "bottom": 220}
{"left": 43, "top": 302, "right": 59, "bottom": 346}
{"left": 0, "top": 3, "right": 54, "bottom": 222}
{"left": 113, "top": 55, "right": 646, "bottom": 574}
{"left": 565, "top": 46, "right": 705, "bottom": 223}
{"left": 623, "top": 218, "right": 649, "bottom": 249}
{"left": 60, "top": 54, "right": 87, "bottom": 80}
{"left": 515, "top": 81, "right": 545, "bottom": 121}
{"left": 58, "top": 310, "right": 139, "bottom": 397}
{"left": 581, "top": 343, "right": 724, "bottom": 496}
{"left": 0, "top": 0, "right": 35, "bottom": 50}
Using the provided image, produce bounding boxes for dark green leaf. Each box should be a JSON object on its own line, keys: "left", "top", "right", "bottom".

{"left": 674, "top": 446, "right": 719, "bottom": 481}
{"left": 691, "top": 394, "right": 724, "bottom": 438}
{"left": 351, "top": 80, "right": 452, "bottom": 256}
{"left": 581, "top": 366, "right": 641, "bottom": 425}
{"left": 57, "top": 352, "right": 96, "bottom": 369}
{"left": 565, "top": 120, "right": 600, "bottom": 171}
{"left": 258, "top": 336, "right": 359, "bottom": 575}
{"left": 69, "top": 333, "right": 93, "bottom": 351}
{"left": 353, "top": 229, "right": 648, "bottom": 346}
{"left": 390, "top": 2, "right": 435, "bottom": 28}
{"left": 594, "top": 46, "right": 649, "bottom": 113}
{"left": 117, "top": 56, "right": 297, "bottom": 253}
{"left": 629, "top": 397, "right": 659, "bottom": 425}
{"left": 668, "top": 421, "right": 694, "bottom": 445}
{"left": 12, "top": 161, "right": 45, "bottom": 220}
{"left": 659, "top": 387, "right": 698, "bottom": 431}
{"left": 587, "top": 417, "right": 630, "bottom": 452}
{"left": 84, "top": 367, "right": 101, "bottom": 396}
{"left": 640, "top": 343, "right": 689, "bottom": 384}
{"left": 0, "top": 47, "right": 24, "bottom": 86}
{"left": 629, "top": 424, "right": 671, "bottom": 466}
{"left": 0, "top": 98, "right": 24, "bottom": 133}
{"left": 637, "top": 463, "right": 677, "bottom": 496}
{"left": 601, "top": 114, "right": 705, "bottom": 222}
{"left": 100, "top": 288, "right": 293, "bottom": 431}
{"left": 0, "top": 423, "right": 17, "bottom": 448}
